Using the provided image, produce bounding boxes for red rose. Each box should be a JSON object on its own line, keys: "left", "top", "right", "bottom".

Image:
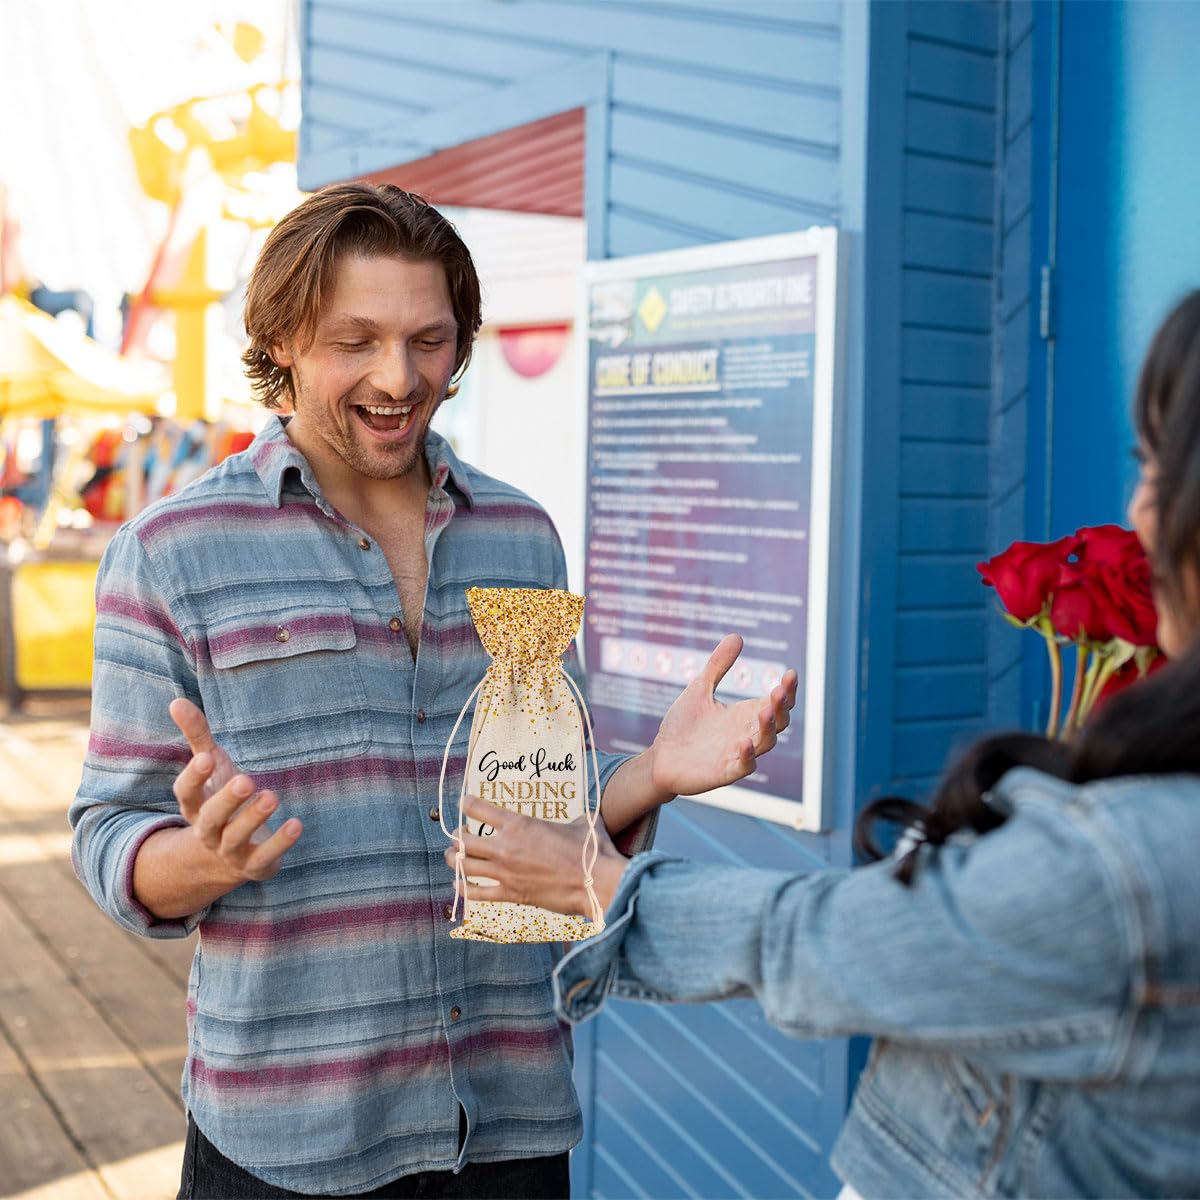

{"left": 1093, "top": 649, "right": 1168, "bottom": 711}
{"left": 977, "top": 535, "right": 1079, "bottom": 622}
{"left": 1050, "top": 568, "right": 1122, "bottom": 642}
{"left": 1073, "top": 524, "right": 1144, "bottom": 568}
{"left": 1051, "top": 561, "right": 1158, "bottom": 646}
{"left": 1102, "top": 556, "right": 1159, "bottom": 647}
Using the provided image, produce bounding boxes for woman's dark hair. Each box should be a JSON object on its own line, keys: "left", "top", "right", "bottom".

{"left": 858, "top": 290, "right": 1200, "bottom": 883}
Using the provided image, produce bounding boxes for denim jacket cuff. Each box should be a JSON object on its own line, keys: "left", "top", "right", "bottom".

{"left": 552, "top": 850, "right": 678, "bottom": 1022}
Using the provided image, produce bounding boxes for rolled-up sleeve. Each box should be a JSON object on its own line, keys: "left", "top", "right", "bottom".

{"left": 555, "top": 774, "right": 1136, "bottom": 1081}
{"left": 69, "top": 527, "right": 208, "bottom": 938}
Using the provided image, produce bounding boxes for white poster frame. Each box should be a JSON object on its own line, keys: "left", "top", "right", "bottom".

{"left": 580, "top": 228, "right": 843, "bottom": 833}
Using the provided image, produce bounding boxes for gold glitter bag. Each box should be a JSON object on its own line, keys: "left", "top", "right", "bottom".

{"left": 438, "top": 587, "right": 605, "bottom": 942}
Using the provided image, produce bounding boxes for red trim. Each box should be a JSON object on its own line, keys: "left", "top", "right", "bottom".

{"left": 364, "top": 110, "right": 585, "bottom": 217}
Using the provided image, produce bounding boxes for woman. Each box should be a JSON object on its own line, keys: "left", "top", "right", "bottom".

{"left": 447, "top": 292, "right": 1200, "bottom": 1199}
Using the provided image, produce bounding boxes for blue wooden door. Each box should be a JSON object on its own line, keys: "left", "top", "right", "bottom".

{"left": 1049, "top": 0, "right": 1200, "bottom": 535}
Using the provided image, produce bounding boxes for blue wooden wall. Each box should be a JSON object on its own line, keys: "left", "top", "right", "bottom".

{"left": 890, "top": 1, "right": 1000, "bottom": 796}
{"left": 298, "top": 2, "right": 1009, "bottom": 1196}
{"left": 989, "top": 0, "right": 1038, "bottom": 727}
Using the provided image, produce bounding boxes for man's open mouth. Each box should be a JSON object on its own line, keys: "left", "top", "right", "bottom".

{"left": 354, "top": 403, "right": 415, "bottom": 434}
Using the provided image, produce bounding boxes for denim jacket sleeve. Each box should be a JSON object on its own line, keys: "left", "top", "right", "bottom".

{"left": 555, "top": 769, "right": 1140, "bottom": 1081}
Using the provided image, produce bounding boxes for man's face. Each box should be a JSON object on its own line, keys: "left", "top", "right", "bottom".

{"left": 273, "top": 254, "right": 459, "bottom": 482}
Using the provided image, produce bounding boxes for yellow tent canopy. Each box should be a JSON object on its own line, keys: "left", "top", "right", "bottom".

{"left": 0, "top": 293, "right": 165, "bottom": 418}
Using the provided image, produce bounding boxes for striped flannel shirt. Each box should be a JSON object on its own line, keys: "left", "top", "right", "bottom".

{"left": 69, "top": 416, "right": 648, "bottom": 1194}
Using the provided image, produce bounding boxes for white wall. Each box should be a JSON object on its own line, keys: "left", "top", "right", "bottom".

{"left": 433, "top": 209, "right": 587, "bottom": 592}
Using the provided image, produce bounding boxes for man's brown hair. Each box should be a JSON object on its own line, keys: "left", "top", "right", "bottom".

{"left": 242, "top": 183, "right": 483, "bottom": 408}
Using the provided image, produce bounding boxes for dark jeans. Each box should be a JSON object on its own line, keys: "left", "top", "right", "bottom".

{"left": 177, "top": 1113, "right": 570, "bottom": 1199}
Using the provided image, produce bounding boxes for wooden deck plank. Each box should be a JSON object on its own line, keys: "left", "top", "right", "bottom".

{"left": 0, "top": 808, "right": 191, "bottom": 1105}
{"left": 0, "top": 1021, "right": 108, "bottom": 1200}
{"left": 0, "top": 888, "right": 186, "bottom": 1199}
{"left": 1, "top": 706, "right": 191, "bottom": 1200}
{"left": 0, "top": 723, "right": 195, "bottom": 988}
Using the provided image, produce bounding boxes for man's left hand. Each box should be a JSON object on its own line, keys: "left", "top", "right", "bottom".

{"left": 647, "top": 634, "right": 797, "bottom": 798}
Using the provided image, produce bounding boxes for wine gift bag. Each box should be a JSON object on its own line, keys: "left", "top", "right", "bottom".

{"left": 439, "top": 587, "right": 605, "bottom": 943}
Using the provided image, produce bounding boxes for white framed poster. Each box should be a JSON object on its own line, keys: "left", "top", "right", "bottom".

{"left": 581, "top": 229, "right": 842, "bottom": 832}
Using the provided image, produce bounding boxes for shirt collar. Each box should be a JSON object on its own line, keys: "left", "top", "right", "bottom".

{"left": 424, "top": 428, "right": 476, "bottom": 509}
{"left": 249, "top": 415, "right": 475, "bottom": 510}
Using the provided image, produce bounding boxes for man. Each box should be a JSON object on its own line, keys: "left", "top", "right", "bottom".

{"left": 70, "top": 183, "right": 796, "bottom": 1198}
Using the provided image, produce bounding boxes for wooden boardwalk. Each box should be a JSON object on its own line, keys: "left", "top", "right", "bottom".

{"left": 0, "top": 700, "right": 193, "bottom": 1200}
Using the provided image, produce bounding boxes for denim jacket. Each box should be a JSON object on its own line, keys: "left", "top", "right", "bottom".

{"left": 555, "top": 768, "right": 1200, "bottom": 1198}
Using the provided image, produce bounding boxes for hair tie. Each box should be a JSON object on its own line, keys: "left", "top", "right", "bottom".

{"left": 893, "top": 820, "right": 928, "bottom": 860}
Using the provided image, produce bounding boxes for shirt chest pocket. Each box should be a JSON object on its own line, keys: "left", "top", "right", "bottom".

{"left": 203, "top": 603, "right": 370, "bottom": 769}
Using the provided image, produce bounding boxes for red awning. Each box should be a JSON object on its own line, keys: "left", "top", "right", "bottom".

{"left": 364, "top": 109, "right": 584, "bottom": 218}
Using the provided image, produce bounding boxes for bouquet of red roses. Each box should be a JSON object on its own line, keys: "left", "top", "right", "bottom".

{"left": 977, "top": 525, "right": 1165, "bottom": 737}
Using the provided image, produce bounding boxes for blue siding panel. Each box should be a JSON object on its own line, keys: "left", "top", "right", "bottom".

{"left": 895, "top": 664, "right": 989, "bottom": 721}
{"left": 896, "top": 611, "right": 988, "bottom": 665}
{"left": 1002, "top": 125, "right": 1033, "bottom": 233}
{"left": 595, "top": 1005, "right": 835, "bottom": 1199}
{"left": 907, "top": 38, "right": 998, "bottom": 110}
{"left": 1009, "top": 0, "right": 1034, "bottom": 48}
{"left": 608, "top": 108, "right": 840, "bottom": 216}
{"left": 992, "top": 476, "right": 1028, "bottom": 560}
{"left": 309, "top": 6, "right": 576, "bottom": 80}
{"left": 900, "top": 383, "right": 991, "bottom": 443}
{"left": 900, "top": 499, "right": 988, "bottom": 553}
{"left": 908, "top": 1, "right": 1000, "bottom": 53}
{"left": 607, "top": 205, "right": 714, "bottom": 256}
{"left": 989, "top": 656, "right": 1023, "bottom": 724}
{"left": 893, "top": 717, "right": 988, "bottom": 776}
{"left": 610, "top": 58, "right": 839, "bottom": 148}
{"left": 986, "top": 0, "right": 1038, "bottom": 730}
{"left": 1001, "top": 212, "right": 1032, "bottom": 315}
{"left": 903, "top": 212, "right": 994, "bottom": 275}
{"left": 994, "top": 386, "right": 1028, "bottom": 496}
{"left": 898, "top": 556, "right": 986, "bottom": 610}
{"left": 630, "top": 0, "right": 842, "bottom": 26}
{"left": 893, "top": 0, "right": 998, "bottom": 850}
{"left": 303, "top": 82, "right": 423, "bottom": 135}
{"left": 591, "top": 1103, "right": 680, "bottom": 1200}
{"left": 906, "top": 97, "right": 996, "bottom": 165}
{"left": 903, "top": 269, "right": 993, "bottom": 332}
{"left": 904, "top": 154, "right": 994, "bottom": 222}
{"left": 608, "top": 159, "right": 833, "bottom": 239}
{"left": 1000, "top": 305, "right": 1031, "bottom": 407}
{"left": 901, "top": 442, "right": 990, "bottom": 498}
{"left": 306, "top": 44, "right": 494, "bottom": 110}
{"left": 902, "top": 328, "right": 992, "bottom": 388}
{"left": 1006, "top": 22, "right": 1035, "bottom": 138}
{"left": 314, "top": 0, "right": 842, "bottom": 88}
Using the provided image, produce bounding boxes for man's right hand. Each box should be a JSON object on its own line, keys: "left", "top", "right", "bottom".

{"left": 168, "top": 698, "right": 302, "bottom": 887}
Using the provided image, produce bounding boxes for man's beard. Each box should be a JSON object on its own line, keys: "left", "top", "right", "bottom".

{"left": 295, "top": 381, "right": 443, "bottom": 481}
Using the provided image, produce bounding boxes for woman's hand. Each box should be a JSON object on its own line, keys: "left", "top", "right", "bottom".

{"left": 646, "top": 634, "right": 798, "bottom": 798}
{"left": 444, "top": 796, "right": 630, "bottom": 916}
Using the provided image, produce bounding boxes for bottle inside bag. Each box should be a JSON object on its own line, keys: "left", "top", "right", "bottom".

{"left": 442, "top": 588, "right": 604, "bottom": 944}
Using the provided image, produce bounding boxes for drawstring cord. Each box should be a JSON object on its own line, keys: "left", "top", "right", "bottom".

{"left": 559, "top": 667, "right": 605, "bottom": 930}
{"left": 438, "top": 672, "right": 490, "bottom": 922}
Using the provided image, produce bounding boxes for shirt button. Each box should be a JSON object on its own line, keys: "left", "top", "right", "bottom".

{"left": 416, "top": 708, "right": 426, "bottom": 723}
{"left": 450, "top": 1006, "right": 462, "bottom": 1021}
{"left": 275, "top": 626, "right": 290, "bottom": 642}
{"left": 358, "top": 536, "right": 371, "bottom": 551}
{"left": 443, "top": 903, "right": 455, "bottom": 920}
{"left": 388, "top": 616, "right": 402, "bottom": 632}
{"left": 429, "top": 805, "right": 440, "bottom": 822}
